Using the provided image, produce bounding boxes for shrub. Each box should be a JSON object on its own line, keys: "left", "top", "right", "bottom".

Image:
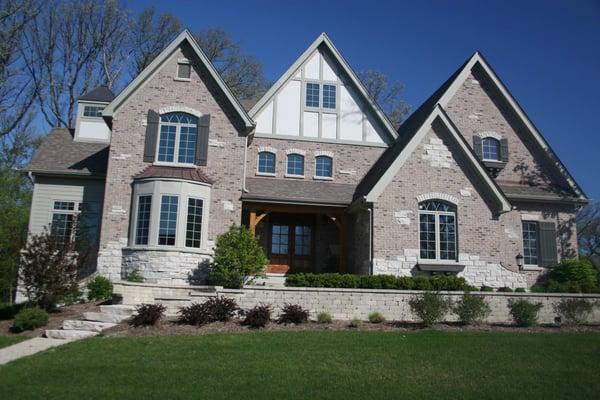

{"left": 480, "top": 286, "right": 494, "bottom": 292}
{"left": 177, "top": 302, "right": 210, "bottom": 326}
{"left": 278, "top": 303, "right": 309, "bottom": 324}
{"left": 177, "top": 297, "right": 238, "bottom": 325}
{"left": 515, "top": 288, "right": 526, "bottom": 293}
{"left": 86, "top": 276, "right": 113, "bottom": 301}
{"left": 408, "top": 291, "right": 452, "bottom": 327}
{"left": 208, "top": 225, "right": 268, "bottom": 289}
{"left": 243, "top": 304, "right": 271, "bottom": 328}
{"left": 498, "top": 287, "right": 513, "bottom": 292}
{"left": 553, "top": 298, "right": 595, "bottom": 325}
{"left": 508, "top": 299, "right": 543, "bottom": 327}
{"left": 349, "top": 318, "right": 361, "bottom": 328}
{"left": 124, "top": 270, "right": 144, "bottom": 283}
{"left": 285, "top": 273, "right": 470, "bottom": 291}
{"left": 317, "top": 312, "right": 332, "bottom": 324}
{"left": 12, "top": 307, "right": 49, "bottom": 332}
{"left": 368, "top": 312, "right": 385, "bottom": 324}
{"left": 454, "top": 293, "right": 491, "bottom": 325}
{"left": 130, "top": 303, "right": 166, "bottom": 326}
{"left": 532, "top": 259, "right": 599, "bottom": 293}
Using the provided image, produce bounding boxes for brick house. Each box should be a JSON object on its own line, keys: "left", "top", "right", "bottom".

{"left": 25, "top": 30, "right": 588, "bottom": 289}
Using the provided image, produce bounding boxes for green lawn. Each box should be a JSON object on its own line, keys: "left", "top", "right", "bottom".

{"left": 0, "top": 336, "right": 27, "bottom": 349}
{"left": 0, "top": 331, "right": 598, "bottom": 399}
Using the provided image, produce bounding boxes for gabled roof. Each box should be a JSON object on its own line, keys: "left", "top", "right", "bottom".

{"left": 357, "top": 104, "right": 512, "bottom": 212}
{"left": 249, "top": 32, "right": 398, "bottom": 143}
{"left": 102, "top": 30, "right": 254, "bottom": 131}
{"left": 78, "top": 85, "right": 115, "bottom": 103}
{"left": 26, "top": 128, "right": 108, "bottom": 177}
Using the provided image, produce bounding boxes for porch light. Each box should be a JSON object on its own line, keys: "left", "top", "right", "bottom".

{"left": 516, "top": 253, "right": 524, "bottom": 268}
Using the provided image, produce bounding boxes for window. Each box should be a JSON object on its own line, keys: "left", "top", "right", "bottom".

{"left": 177, "top": 62, "right": 191, "bottom": 79}
{"left": 418, "top": 200, "right": 457, "bottom": 260}
{"left": 286, "top": 153, "right": 304, "bottom": 176}
{"left": 257, "top": 151, "right": 276, "bottom": 174}
{"left": 322, "top": 84, "right": 336, "bottom": 109}
{"left": 158, "top": 195, "right": 178, "bottom": 246}
{"left": 306, "top": 83, "right": 320, "bottom": 107}
{"left": 522, "top": 221, "right": 538, "bottom": 265}
{"left": 315, "top": 155, "right": 332, "bottom": 178}
{"left": 294, "top": 225, "right": 311, "bottom": 256}
{"left": 51, "top": 201, "right": 76, "bottom": 245}
{"left": 157, "top": 112, "right": 198, "bottom": 164}
{"left": 83, "top": 106, "right": 104, "bottom": 118}
{"left": 482, "top": 137, "right": 500, "bottom": 161}
{"left": 271, "top": 224, "right": 289, "bottom": 254}
{"left": 185, "top": 198, "right": 203, "bottom": 248}
{"left": 50, "top": 200, "right": 99, "bottom": 246}
{"left": 135, "top": 196, "right": 152, "bottom": 245}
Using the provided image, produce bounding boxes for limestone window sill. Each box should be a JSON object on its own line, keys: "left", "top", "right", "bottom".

{"left": 123, "top": 246, "right": 212, "bottom": 255}
{"left": 417, "top": 259, "right": 465, "bottom": 273}
{"left": 284, "top": 174, "right": 305, "bottom": 179}
{"left": 255, "top": 172, "right": 276, "bottom": 177}
{"left": 173, "top": 77, "right": 191, "bottom": 82}
{"left": 521, "top": 265, "right": 543, "bottom": 271}
{"left": 313, "top": 175, "right": 333, "bottom": 181}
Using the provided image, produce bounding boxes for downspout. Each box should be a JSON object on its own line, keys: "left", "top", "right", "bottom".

{"left": 242, "top": 134, "right": 249, "bottom": 193}
{"left": 368, "top": 205, "right": 373, "bottom": 275}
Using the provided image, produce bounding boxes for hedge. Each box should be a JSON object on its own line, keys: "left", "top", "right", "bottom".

{"left": 285, "top": 273, "right": 471, "bottom": 291}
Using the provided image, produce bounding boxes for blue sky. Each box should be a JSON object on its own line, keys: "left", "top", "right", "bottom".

{"left": 130, "top": 0, "right": 599, "bottom": 199}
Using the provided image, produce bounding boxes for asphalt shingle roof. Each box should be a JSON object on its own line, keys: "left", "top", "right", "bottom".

{"left": 78, "top": 86, "right": 115, "bottom": 103}
{"left": 243, "top": 177, "right": 356, "bottom": 206}
{"left": 134, "top": 165, "right": 214, "bottom": 184}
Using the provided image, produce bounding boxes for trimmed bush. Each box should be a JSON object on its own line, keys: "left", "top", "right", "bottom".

{"left": 480, "top": 286, "right": 494, "bottom": 292}
{"left": 86, "top": 276, "right": 113, "bottom": 301}
{"left": 317, "top": 312, "right": 332, "bottom": 324}
{"left": 409, "top": 292, "right": 452, "bottom": 327}
{"left": 349, "top": 317, "right": 361, "bottom": 328}
{"left": 553, "top": 298, "right": 595, "bottom": 325}
{"left": 124, "top": 270, "right": 144, "bottom": 283}
{"left": 498, "top": 287, "right": 513, "bottom": 293}
{"left": 532, "top": 259, "right": 599, "bottom": 293}
{"left": 130, "top": 303, "right": 166, "bottom": 327}
{"left": 368, "top": 312, "right": 385, "bottom": 324}
{"left": 285, "top": 273, "right": 470, "bottom": 291}
{"left": 515, "top": 288, "right": 526, "bottom": 293}
{"left": 177, "top": 302, "right": 210, "bottom": 326}
{"left": 177, "top": 297, "right": 238, "bottom": 325}
{"left": 243, "top": 305, "right": 271, "bottom": 328}
{"left": 508, "top": 299, "right": 543, "bottom": 327}
{"left": 12, "top": 307, "right": 49, "bottom": 332}
{"left": 454, "top": 293, "right": 491, "bottom": 325}
{"left": 278, "top": 303, "right": 309, "bottom": 324}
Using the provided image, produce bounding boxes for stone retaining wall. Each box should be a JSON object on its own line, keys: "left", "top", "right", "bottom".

{"left": 113, "top": 281, "right": 600, "bottom": 325}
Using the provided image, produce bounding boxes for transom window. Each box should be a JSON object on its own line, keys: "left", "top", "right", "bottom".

{"left": 315, "top": 155, "right": 332, "bottom": 178}
{"left": 135, "top": 196, "right": 152, "bottom": 245}
{"left": 322, "top": 85, "right": 336, "bottom": 109}
{"left": 157, "top": 112, "right": 198, "bottom": 164}
{"left": 482, "top": 137, "right": 500, "bottom": 161}
{"left": 257, "top": 151, "right": 276, "bottom": 174}
{"left": 158, "top": 195, "right": 178, "bottom": 246}
{"left": 83, "top": 106, "right": 103, "bottom": 118}
{"left": 185, "top": 198, "right": 203, "bottom": 248}
{"left": 286, "top": 153, "right": 305, "bottom": 176}
{"left": 306, "top": 83, "right": 320, "bottom": 107}
{"left": 419, "top": 200, "right": 457, "bottom": 261}
{"left": 522, "top": 221, "right": 538, "bottom": 265}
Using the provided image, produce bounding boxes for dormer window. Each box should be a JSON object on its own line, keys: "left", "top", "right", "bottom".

{"left": 83, "top": 105, "right": 104, "bottom": 118}
{"left": 156, "top": 112, "right": 198, "bottom": 164}
{"left": 176, "top": 59, "right": 191, "bottom": 80}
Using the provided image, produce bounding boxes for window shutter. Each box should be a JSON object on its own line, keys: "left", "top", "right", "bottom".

{"left": 473, "top": 136, "right": 483, "bottom": 159}
{"left": 500, "top": 138, "right": 509, "bottom": 162}
{"left": 195, "top": 114, "right": 210, "bottom": 166}
{"left": 143, "top": 110, "right": 160, "bottom": 162}
{"left": 539, "top": 222, "right": 558, "bottom": 267}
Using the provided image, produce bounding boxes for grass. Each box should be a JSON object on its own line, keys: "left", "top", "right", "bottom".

{"left": 0, "top": 331, "right": 598, "bottom": 399}
{"left": 0, "top": 336, "right": 27, "bottom": 349}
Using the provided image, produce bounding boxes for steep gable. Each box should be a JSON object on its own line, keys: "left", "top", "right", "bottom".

{"left": 250, "top": 33, "right": 397, "bottom": 146}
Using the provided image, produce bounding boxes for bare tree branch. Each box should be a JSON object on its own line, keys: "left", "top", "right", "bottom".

{"left": 358, "top": 70, "right": 411, "bottom": 130}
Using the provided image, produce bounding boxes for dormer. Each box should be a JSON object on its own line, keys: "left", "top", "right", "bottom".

{"left": 74, "top": 85, "right": 115, "bottom": 143}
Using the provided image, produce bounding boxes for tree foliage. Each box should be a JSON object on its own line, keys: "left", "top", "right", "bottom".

{"left": 577, "top": 201, "right": 600, "bottom": 260}
{"left": 358, "top": 69, "right": 410, "bottom": 130}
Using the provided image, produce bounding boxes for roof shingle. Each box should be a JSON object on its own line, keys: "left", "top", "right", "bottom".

{"left": 134, "top": 165, "right": 214, "bottom": 184}
{"left": 78, "top": 85, "right": 115, "bottom": 103}
{"left": 242, "top": 177, "right": 355, "bottom": 206}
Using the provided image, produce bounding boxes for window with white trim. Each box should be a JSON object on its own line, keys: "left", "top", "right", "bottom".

{"left": 322, "top": 84, "right": 336, "bottom": 109}
{"left": 157, "top": 112, "right": 198, "bottom": 164}
{"left": 50, "top": 201, "right": 100, "bottom": 246}
{"left": 135, "top": 195, "right": 152, "bottom": 245}
{"left": 482, "top": 137, "right": 500, "bottom": 161}
{"left": 419, "top": 200, "right": 457, "bottom": 260}
{"left": 185, "top": 198, "right": 203, "bottom": 248}
{"left": 257, "top": 151, "right": 276, "bottom": 174}
{"left": 315, "top": 155, "right": 332, "bottom": 178}
{"left": 306, "top": 83, "right": 320, "bottom": 107}
{"left": 177, "top": 61, "right": 191, "bottom": 80}
{"left": 286, "top": 153, "right": 304, "bottom": 176}
{"left": 522, "top": 221, "right": 538, "bottom": 265}
{"left": 51, "top": 201, "right": 76, "bottom": 245}
{"left": 83, "top": 106, "right": 104, "bottom": 118}
{"left": 158, "top": 195, "right": 178, "bottom": 246}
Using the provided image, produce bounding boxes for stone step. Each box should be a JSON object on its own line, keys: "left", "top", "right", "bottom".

{"left": 45, "top": 329, "right": 98, "bottom": 340}
{"left": 99, "top": 304, "right": 136, "bottom": 317}
{"left": 62, "top": 320, "right": 117, "bottom": 332}
{"left": 82, "top": 311, "right": 128, "bottom": 324}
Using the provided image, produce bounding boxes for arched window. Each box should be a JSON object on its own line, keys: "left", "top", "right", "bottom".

{"left": 315, "top": 155, "right": 333, "bottom": 178}
{"left": 418, "top": 200, "right": 457, "bottom": 260}
{"left": 157, "top": 112, "right": 198, "bottom": 164}
{"left": 257, "top": 151, "right": 276, "bottom": 174}
{"left": 482, "top": 137, "right": 500, "bottom": 161}
{"left": 286, "top": 153, "right": 305, "bottom": 176}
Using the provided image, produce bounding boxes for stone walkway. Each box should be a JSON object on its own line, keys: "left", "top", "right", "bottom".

{"left": 0, "top": 337, "right": 68, "bottom": 365}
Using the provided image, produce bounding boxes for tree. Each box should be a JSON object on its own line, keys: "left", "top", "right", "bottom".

{"left": 577, "top": 201, "right": 600, "bottom": 260}
{"left": 358, "top": 70, "right": 410, "bottom": 130}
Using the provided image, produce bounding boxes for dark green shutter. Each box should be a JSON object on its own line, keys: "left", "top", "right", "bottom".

{"left": 195, "top": 114, "right": 210, "bottom": 166}
{"left": 500, "top": 138, "right": 509, "bottom": 162}
{"left": 143, "top": 110, "right": 159, "bottom": 162}
{"left": 473, "top": 136, "right": 483, "bottom": 159}
{"left": 539, "top": 222, "right": 558, "bottom": 267}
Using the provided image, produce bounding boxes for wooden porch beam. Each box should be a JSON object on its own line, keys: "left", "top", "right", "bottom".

{"left": 243, "top": 202, "right": 344, "bottom": 216}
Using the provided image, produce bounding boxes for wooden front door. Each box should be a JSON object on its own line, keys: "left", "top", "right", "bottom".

{"left": 267, "top": 215, "right": 314, "bottom": 274}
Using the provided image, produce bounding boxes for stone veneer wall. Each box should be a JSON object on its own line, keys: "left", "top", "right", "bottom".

{"left": 121, "top": 249, "right": 212, "bottom": 285}
{"left": 114, "top": 282, "right": 600, "bottom": 324}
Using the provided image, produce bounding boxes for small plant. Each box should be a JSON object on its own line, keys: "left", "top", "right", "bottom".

{"left": 87, "top": 276, "right": 113, "bottom": 301}
{"left": 515, "top": 288, "right": 526, "bottom": 293}
{"left": 480, "top": 286, "right": 494, "bottom": 292}
{"left": 317, "top": 311, "right": 332, "bottom": 324}
{"left": 498, "top": 287, "right": 513, "bottom": 293}
{"left": 454, "top": 292, "right": 491, "bottom": 325}
{"left": 124, "top": 270, "right": 144, "bottom": 283}
{"left": 349, "top": 317, "right": 361, "bottom": 328}
{"left": 553, "top": 298, "right": 595, "bottom": 325}
{"left": 408, "top": 291, "right": 452, "bottom": 327}
{"left": 368, "top": 312, "right": 385, "bottom": 324}
{"left": 12, "top": 307, "right": 49, "bottom": 332}
{"left": 130, "top": 303, "right": 166, "bottom": 326}
{"left": 508, "top": 299, "right": 543, "bottom": 327}
{"left": 243, "top": 304, "right": 271, "bottom": 328}
{"left": 278, "top": 303, "right": 309, "bottom": 324}
{"left": 203, "top": 297, "right": 238, "bottom": 322}
{"left": 177, "top": 302, "right": 210, "bottom": 326}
